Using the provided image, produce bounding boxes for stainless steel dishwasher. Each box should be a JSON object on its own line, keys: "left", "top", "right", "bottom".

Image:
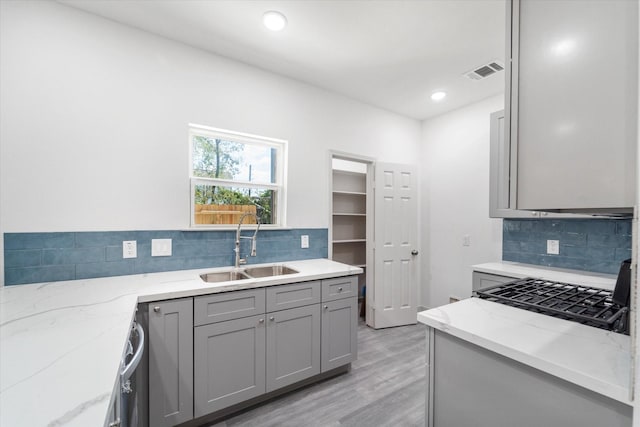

{"left": 109, "top": 321, "right": 145, "bottom": 427}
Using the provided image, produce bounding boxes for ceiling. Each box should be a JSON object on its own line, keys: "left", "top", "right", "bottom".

{"left": 59, "top": 0, "right": 506, "bottom": 121}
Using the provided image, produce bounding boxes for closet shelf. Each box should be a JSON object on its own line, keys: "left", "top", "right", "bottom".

{"left": 332, "top": 190, "right": 366, "bottom": 196}
{"left": 333, "top": 239, "right": 366, "bottom": 244}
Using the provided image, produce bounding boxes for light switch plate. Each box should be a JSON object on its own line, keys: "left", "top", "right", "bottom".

{"left": 152, "top": 239, "right": 172, "bottom": 257}
{"left": 547, "top": 240, "right": 560, "bottom": 255}
{"left": 123, "top": 240, "right": 137, "bottom": 259}
{"left": 463, "top": 234, "right": 471, "bottom": 247}
{"left": 301, "top": 235, "right": 309, "bottom": 249}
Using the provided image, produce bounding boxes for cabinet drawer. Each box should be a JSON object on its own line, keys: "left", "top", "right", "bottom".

{"left": 266, "top": 281, "right": 321, "bottom": 312}
{"left": 194, "top": 289, "right": 266, "bottom": 326}
{"left": 321, "top": 276, "right": 357, "bottom": 302}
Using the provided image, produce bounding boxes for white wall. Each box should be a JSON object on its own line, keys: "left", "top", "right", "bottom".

{"left": 0, "top": 0, "right": 420, "bottom": 234}
{"left": 420, "top": 95, "right": 504, "bottom": 309}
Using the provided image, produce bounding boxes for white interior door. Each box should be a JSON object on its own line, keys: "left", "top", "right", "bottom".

{"left": 369, "top": 162, "right": 418, "bottom": 329}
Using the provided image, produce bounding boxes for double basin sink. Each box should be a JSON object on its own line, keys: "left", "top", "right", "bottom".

{"left": 200, "top": 265, "right": 299, "bottom": 283}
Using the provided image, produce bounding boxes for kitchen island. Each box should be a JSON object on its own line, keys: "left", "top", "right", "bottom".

{"left": 418, "top": 298, "right": 632, "bottom": 426}
{"left": 0, "top": 258, "right": 361, "bottom": 427}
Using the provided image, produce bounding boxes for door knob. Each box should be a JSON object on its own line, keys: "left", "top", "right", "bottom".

{"left": 411, "top": 250, "right": 419, "bottom": 256}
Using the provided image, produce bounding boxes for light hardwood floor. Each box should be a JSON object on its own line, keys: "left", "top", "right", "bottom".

{"left": 209, "top": 321, "right": 427, "bottom": 427}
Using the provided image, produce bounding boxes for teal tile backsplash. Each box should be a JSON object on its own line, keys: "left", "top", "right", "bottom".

{"left": 4, "top": 228, "right": 328, "bottom": 285}
{"left": 503, "top": 219, "right": 631, "bottom": 274}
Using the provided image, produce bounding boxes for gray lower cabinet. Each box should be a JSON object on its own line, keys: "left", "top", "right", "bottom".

{"left": 266, "top": 304, "right": 321, "bottom": 392}
{"left": 194, "top": 314, "right": 266, "bottom": 416}
{"left": 146, "top": 275, "right": 358, "bottom": 426}
{"left": 426, "top": 328, "right": 632, "bottom": 426}
{"left": 472, "top": 271, "right": 518, "bottom": 293}
{"left": 148, "top": 298, "right": 194, "bottom": 427}
{"left": 321, "top": 297, "right": 357, "bottom": 372}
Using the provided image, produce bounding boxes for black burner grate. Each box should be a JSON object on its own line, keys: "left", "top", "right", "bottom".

{"left": 476, "top": 278, "right": 628, "bottom": 334}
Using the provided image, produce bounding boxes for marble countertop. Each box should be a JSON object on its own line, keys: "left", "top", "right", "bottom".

{"left": 0, "top": 258, "right": 362, "bottom": 427}
{"left": 472, "top": 261, "right": 618, "bottom": 290}
{"left": 418, "top": 298, "right": 631, "bottom": 405}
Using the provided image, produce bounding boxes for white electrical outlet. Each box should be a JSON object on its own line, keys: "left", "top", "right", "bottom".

{"left": 123, "top": 241, "right": 137, "bottom": 259}
{"left": 152, "top": 239, "right": 172, "bottom": 257}
{"left": 301, "top": 235, "right": 309, "bottom": 249}
{"left": 547, "top": 240, "right": 560, "bottom": 255}
{"left": 463, "top": 234, "right": 471, "bottom": 247}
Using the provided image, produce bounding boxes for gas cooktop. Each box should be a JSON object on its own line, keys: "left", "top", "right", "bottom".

{"left": 476, "top": 278, "right": 629, "bottom": 334}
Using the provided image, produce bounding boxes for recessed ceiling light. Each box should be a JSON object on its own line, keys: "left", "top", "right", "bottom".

{"left": 263, "top": 11, "right": 287, "bottom": 31}
{"left": 431, "top": 91, "right": 447, "bottom": 102}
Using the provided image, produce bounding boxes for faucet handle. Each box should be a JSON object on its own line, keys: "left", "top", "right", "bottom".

{"left": 239, "top": 258, "right": 248, "bottom": 265}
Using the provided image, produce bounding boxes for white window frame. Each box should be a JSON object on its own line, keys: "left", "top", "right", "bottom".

{"left": 189, "top": 124, "right": 288, "bottom": 228}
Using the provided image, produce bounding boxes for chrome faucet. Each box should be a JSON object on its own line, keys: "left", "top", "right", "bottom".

{"left": 235, "top": 212, "right": 261, "bottom": 268}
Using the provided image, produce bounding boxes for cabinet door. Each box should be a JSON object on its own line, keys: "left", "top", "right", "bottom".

{"left": 508, "top": 0, "right": 637, "bottom": 212}
{"left": 266, "top": 304, "right": 321, "bottom": 392}
{"left": 490, "top": 110, "right": 540, "bottom": 219}
{"left": 194, "top": 314, "right": 266, "bottom": 416}
{"left": 321, "top": 297, "right": 358, "bottom": 372}
{"left": 148, "top": 299, "right": 194, "bottom": 427}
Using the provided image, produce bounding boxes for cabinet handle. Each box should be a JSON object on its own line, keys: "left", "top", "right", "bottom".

{"left": 259, "top": 318, "right": 264, "bottom": 323}
{"left": 153, "top": 306, "right": 160, "bottom": 313}
{"left": 324, "top": 305, "right": 328, "bottom": 310}
{"left": 338, "top": 287, "right": 343, "bottom": 292}
{"left": 542, "top": 212, "right": 549, "bottom": 216}
{"left": 531, "top": 211, "right": 538, "bottom": 216}
{"left": 269, "top": 316, "right": 275, "bottom": 321}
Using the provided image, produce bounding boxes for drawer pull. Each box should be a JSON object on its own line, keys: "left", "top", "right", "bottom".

{"left": 324, "top": 305, "right": 328, "bottom": 310}
{"left": 153, "top": 306, "right": 160, "bottom": 313}
{"left": 270, "top": 316, "right": 275, "bottom": 321}
{"left": 259, "top": 318, "right": 264, "bottom": 323}
{"left": 338, "top": 287, "right": 343, "bottom": 292}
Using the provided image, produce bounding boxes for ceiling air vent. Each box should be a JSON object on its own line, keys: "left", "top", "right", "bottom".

{"left": 464, "top": 60, "right": 504, "bottom": 80}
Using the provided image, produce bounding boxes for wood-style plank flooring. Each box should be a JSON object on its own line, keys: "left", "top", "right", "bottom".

{"left": 209, "top": 321, "right": 427, "bottom": 427}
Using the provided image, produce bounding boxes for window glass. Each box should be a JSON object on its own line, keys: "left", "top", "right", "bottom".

{"left": 189, "top": 125, "right": 285, "bottom": 227}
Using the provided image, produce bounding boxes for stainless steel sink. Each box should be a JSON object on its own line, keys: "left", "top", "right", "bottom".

{"left": 243, "top": 265, "right": 299, "bottom": 278}
{"left": 200, "top": 270, "right": 250, "bottom": 283}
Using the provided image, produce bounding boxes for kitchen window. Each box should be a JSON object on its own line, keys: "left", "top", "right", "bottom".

{"left": 189, "top": 124, "right": 287, "bottom": 227}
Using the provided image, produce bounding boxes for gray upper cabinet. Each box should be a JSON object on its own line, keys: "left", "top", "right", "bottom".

{"left": 490, "top": 110, "right": 594, "bottom": 219}
{"left": 506, "top": 0, "right": 637, "bottom": 214}
{"left": 266, "top": 304, "right": 321, "bottom": 392}
{"left": 194, "top": 314, "right": 266, "bottom": 416}
{"left": 148, "top": 298, "right": 194, "bottom": 427}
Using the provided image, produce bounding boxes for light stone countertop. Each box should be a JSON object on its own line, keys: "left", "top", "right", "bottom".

{"left": 0, "top": 258, "right": 362, "bottom": 427}
{"left": 418, "top": 298, "right": 631, "bottom": 406}
{"left": 472, "top": 261, "right": 618, "bottom": 290}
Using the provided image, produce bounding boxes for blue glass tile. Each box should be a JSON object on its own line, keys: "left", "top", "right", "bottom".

{"left": 588, "top": 233, "right": 630, "bottom": 248}
{"left": 561, "top": 232, "right": 587, "bottom": 247}
{"left": 5, "top": 233, "right": 74, "bottom": 250}
{"left": 519, "top": 241, "right": 546, "bottom": 254}
{"left": 5, "top": 265, "right": 75, "bottom": 286}
{"left": 616, "top": 220, "right": 632, "bottom": 236}
{"left": 5, "top": 250, "right": 42, "bottom": 268}
{"left": 42, "top": 247, "right": 104, "bottom": 265}
{"left": 615, "top": 248, "right": 632, "bottom": 261}
{"left": 76, "top": 261, "right": 135, "bottom": 279}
